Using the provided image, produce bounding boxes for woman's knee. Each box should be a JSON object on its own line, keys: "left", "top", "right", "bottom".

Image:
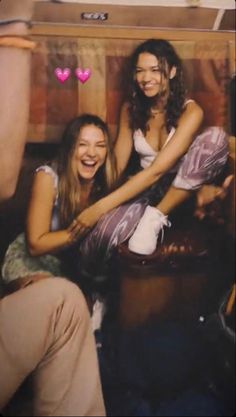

{"left": 193, "top": 126, "right": 229, "bottom": 155}
{"left": 174, "top": 127, "right": 229, "bottom": 189}
{"left": 43, "top": 277, "right": 88, "bottom": 306}
{"left": 24, "top": 277, "right": 90, "bottom": 323}
{"left": 53, "top": 277, "right": 90, "bottom": 317}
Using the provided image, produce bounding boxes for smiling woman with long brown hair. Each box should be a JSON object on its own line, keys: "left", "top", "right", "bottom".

{"left": 1, "top": 114, "right": 116, "bottom": 284}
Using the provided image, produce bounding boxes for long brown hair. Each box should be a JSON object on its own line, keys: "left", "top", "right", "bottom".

{"left": 126, "top": 39, "right": 186, "bottom": 134}
{"left": 55, "top": 114, "right": 116, "bottom": 228}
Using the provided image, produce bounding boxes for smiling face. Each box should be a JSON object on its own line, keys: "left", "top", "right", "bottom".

{"left": 74, "top": 124, "right": 107, "bottom": 182}
{"left": 135, "top": 52, "right": 176, "bottom": 100}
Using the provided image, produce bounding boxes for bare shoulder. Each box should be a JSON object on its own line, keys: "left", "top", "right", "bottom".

{"left": 181, "top": 100, "right": 204, "bottom": 126}
{"left": 184, "top": 100, "right": 203, "bottom": 116}
{"left": 31, "top": 168, "right": 56, "bottom": 196}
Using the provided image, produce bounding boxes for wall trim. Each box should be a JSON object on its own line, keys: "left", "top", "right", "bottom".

{"left": 31, "top": 23, "right": 235, "bottom": 41}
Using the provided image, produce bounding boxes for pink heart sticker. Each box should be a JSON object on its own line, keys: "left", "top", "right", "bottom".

{"left": 54, "top": 67, "right": 71, "bottom": 83}
{"left": 75, "top": 68, "right": 91, "bottom": 83}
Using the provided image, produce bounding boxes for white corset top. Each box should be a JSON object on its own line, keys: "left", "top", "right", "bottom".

{"left": 133, "top": 99, "right": 195, "bottom": 169}
{"left": 133, "top": 127, "right": 176, "bottom": 169}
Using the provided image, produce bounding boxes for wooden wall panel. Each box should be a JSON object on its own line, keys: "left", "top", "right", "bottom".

{"left": 27, "top": 34, "right": 233, "bottom": 142}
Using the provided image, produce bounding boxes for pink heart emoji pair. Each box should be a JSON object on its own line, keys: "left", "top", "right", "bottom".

{"left": 54, "top": 67, "right": 91, "bottom": 83}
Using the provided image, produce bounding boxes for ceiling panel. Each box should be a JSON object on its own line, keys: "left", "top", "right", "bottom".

{"left": 33, "top": 1, "right": 235, "bottom": 31}
{"left": 36, "top": 0, "right": 235, "bottom": 9}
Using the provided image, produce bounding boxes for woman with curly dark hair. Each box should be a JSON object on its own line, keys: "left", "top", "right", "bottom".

{"left": 127, "top": 38, "right": 186, "bottom": 135}
{"left": 70, "top": 39, "right": 232, "bottom": 268}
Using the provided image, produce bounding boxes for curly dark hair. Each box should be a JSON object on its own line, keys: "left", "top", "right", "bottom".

{"left": 126, "top": 39, "right": 186, "bottom": 134}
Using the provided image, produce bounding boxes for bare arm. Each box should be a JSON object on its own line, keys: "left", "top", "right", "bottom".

{"left": 74, "top": 101, "right": 203, "bottom": 229}
{"left": 114, "top": 103, "right": 134, "bottom": 176}
{"left": 26, "top": 171, "right": 73, "bottom": 256}
{"left": 0, "top": 1, "right": 34, "bottom": 202}
{"left": 0, "top": 46, "right": 31, "bottom": 201}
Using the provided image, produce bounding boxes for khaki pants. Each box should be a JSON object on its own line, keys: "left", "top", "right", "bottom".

{"left": 0, "top": 277, "right": 106, "bottom": 416}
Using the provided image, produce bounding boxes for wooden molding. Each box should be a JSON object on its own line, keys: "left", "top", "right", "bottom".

{"left": 31, "top": 23, "right": 235, "bottom": 42}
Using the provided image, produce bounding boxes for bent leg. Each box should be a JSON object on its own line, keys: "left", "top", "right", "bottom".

{"left": 128, "top": 128, "right": 229, "bottom": 255}
{"left": 157, "top": 127, "right": 229, "bottom": 215}
{"left": 0, "top": 277, "right": 105, "bottom": 416}
{"left": 78, "top": 178, "right": 172, "bottom": 280}
{"left": 78, "top": 198, "right": 149, "bottom": 282}
{"left": 173, "top": 126, "right": 229, "bottom": 190}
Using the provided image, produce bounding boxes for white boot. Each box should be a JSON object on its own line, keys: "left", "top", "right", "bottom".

{"left": 128, "top": 205, "right": 171, "bottom": 255}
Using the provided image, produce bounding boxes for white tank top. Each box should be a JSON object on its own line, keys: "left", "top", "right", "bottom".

{"left": 133, "top": 99, "right": 194, "bottom": 170}
{"left": 134, "top": 127, "right": 176, "bottom": 169}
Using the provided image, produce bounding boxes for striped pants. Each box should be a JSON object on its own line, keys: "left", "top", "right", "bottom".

{"left": 78, "top": 126, "right": 229, "bottom": 284}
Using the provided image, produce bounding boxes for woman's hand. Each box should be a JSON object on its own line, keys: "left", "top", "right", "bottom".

{"left": 67, "top": 202, "right": 104, "bottom": 241}
{"left": 194, "top": 175, "right": 234, "bottom": 222}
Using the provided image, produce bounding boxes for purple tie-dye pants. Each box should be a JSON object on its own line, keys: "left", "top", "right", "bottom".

{"left": 78, "top": 126, "right": 229, "bottom": 284}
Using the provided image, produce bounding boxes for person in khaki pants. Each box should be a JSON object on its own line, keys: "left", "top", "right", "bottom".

{"left": 0, "top": 1, "right": 105, "bottom": 415}
{"left": 0, "top": 278, "right": 106, "bottom": 416}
